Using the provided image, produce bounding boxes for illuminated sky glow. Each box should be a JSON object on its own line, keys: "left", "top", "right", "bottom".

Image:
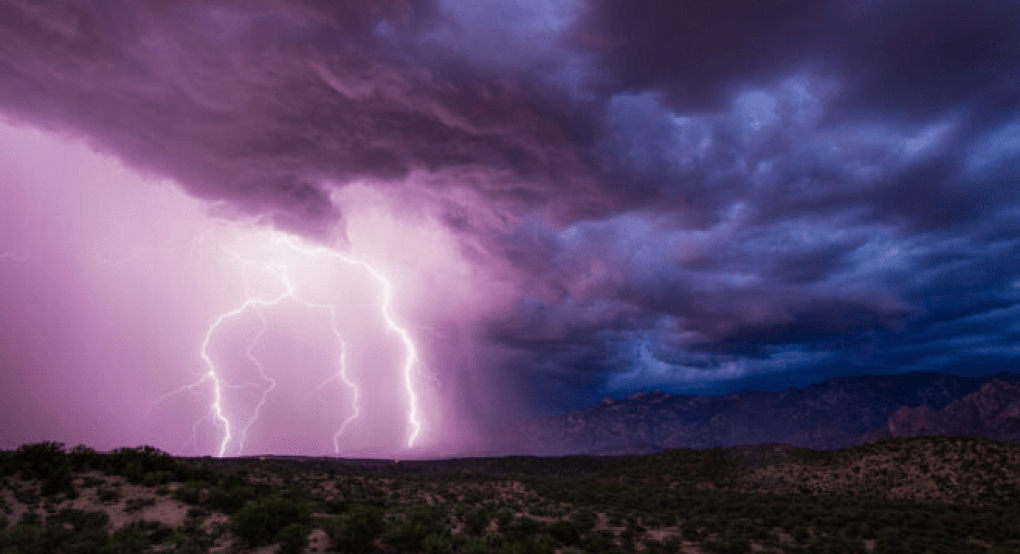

{"left": 1, "top": 1, "right": 1019, "bottom": 457}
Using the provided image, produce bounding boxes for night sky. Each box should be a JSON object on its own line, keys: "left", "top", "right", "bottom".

{"left": 1, "top": 1, "right": 1018, "bottom": 458}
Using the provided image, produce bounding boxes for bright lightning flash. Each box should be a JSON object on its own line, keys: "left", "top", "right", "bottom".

{"left": 151, "top": 230, "right": 424, "bottom": 456}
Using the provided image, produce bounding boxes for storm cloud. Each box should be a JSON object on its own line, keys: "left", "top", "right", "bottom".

{"left": 1, "top": 0, "right": 1019, "bottom": 447}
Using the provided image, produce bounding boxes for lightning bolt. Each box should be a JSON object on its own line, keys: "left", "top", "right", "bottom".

{"left": 149, "top": 230, "right": 424, "bottom": 456}
{"left": 199, "top": 254, "right": 296, "bottom": 457}
{"left": 276, "top": 235, "right": 423, "bottom": 449}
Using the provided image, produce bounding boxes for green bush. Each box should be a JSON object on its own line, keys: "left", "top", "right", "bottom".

{"left": 422, "top": 531, "right": 459, "bottom": 554}
{"left": 13, "top": 442, "right": 66, "bottom": 479}
{"left": 97, "top": 484, "right": 122, "bottom": 504}
{"left": 324, "top": 497, "right": 350, "bottom": 514}
{"left": 208, "top": 481, "right": 263, "bottom": 514}
{"left": 68, "top": 445, "right": 98, "bottom": 472}
{"left": 459, "top": 536, "right": 494, "bottom": 554}
{"left": 383, "top": 506, "right": 448, "bottom": 553}
{"left": 107, "top": 526, "right": 148, "bottom": 554}
{"left": 105, "top": 446, "right": 180, "bottom": 483}
{"left": 230, "top": 492, "right": 311, "bottom": 548}
{"left": 167, "top": 530, "right": 214, "bottom": 554}
{"left": 142, "top": 470, "right": 173, "bottom": 487}
{"left": 549, "top": 519, "right": 583, "bottom": 546}
{"left": 13, "top": 442, "right": 76, "bottom": 497}
{"left": 173, "top": 480, "right": 207, "bottom": 505}
{"left": 324, "top": 504, "right": 384, "bottom": 553}
{"left": 497, "top": 536, "right": 554, "bottom": 554}
{"left": 461, "top": 506, "right": 491, "bottom": 535}
{"left": 571, "top": 509, "right": 599, "bottom": 531}
{"left": 275, "top": 522, "right": 311, "bottom": 554}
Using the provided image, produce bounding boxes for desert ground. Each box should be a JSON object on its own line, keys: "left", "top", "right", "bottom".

{"left": 2, "top": 436, "right": 1019, "bottom": 553}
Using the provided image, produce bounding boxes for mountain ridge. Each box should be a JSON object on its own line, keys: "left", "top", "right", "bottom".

{"left": 515, "top": 371, "right": 1020, "bottom": 455}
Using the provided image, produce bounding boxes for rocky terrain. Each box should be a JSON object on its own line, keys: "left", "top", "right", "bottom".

{"left": 516, "top": 371, "right": 1020, "bottom": 455}
{"left": 860, "top": 378, "right": 1020, "bottom": 445}
{"left": 3, "top": 437, "right": 1020, "bottom": 553}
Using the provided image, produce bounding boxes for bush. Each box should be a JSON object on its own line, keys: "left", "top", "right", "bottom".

{"left": 173, "top": 480, "right": 207, "bottom": 505}
{"left": 168, "top": 530, "right": 213, "bottom": 554}
{"left": 461, "top": 507, "right": 491, "bottom": 535}
{"left": 422, "top": 531, "right": 460, "bottom": 554}
{"left": 97, "top": 485, "right": 122, "bottom": 504}
{"left": 324, "top": 504, "right": 384, "bottom": 553}
{"left": 276, "top": 522, "right": 311, "bottom": 554}
{"left": 230, "top": 492, "right": 311, "bottom": 548}
{"left": 382, "top": 506, "right": 447, "bottom": 553}
{"left": 13, "top": 442, "right": 66, "bottom": 480}
{"left": 571, "top": 509, "right": 599, "bottom": 531}
{"left": 68, "top": 445, "right": 98, "bottom": 472}
{"left": 13, "top": 442, "right": 76, "bottom": 497}
{"left": 208, "top": 482, "right": 263, "bottom": 514}
{"left": 549, "top": 520, "right": 582, "bottom": 546}
{"left": 107, "top": 525, "right": 148, "bottom": 554}
{"left": 324, "top": 497, "right": 350, "bottom": 514}
{"left": 105, "top": 446, "right": 180, "bottom": 483}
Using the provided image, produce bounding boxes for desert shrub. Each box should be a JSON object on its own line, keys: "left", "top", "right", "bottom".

{"left": 2, "top": 522, "right": 46, "bottom": 554}
{"left": 173, "top": 480, "right": 207, "bottom": 505}
{"left": 276, "top": 522, "right": 311, "bottom": 554}
{"left": 230, "top": 492, "right": 311, "bottom": 548}
{"left": 549, "top": 519, "right": 583, "bottom": 546}
{"left": 185, "top": 507, "right": 209, "bottom": 522}
{"left": 142, "top": 470, "right": 173, "bottom": 487}
{"left": 571, "top": 509, "right": 598, "bottom": 531}
{"left": 663, "top": 536, "right": 683, "bottom": 553}
{"left": 496, "top": 509, "right": 515, "bottom": 530}
{"left": 40, "top": 466, "right": 74, "bottom": 497}
{"left": 324, "top": 497, "right": 350, "bottom": 514}
{"left": 19, "top": 511, "right": 41, "bottom": 527}
{"left": 460, "top": 506, "right": 491, "bottom": 535}
{"left": 207, "top": 481, "right": 265, "bottom": 514}
{"left": 97, "top": 484, "right": 122, "bottom": 504}
{"left": 459, "top": 536, "right": 493, "bottom": 554}
{"left": 421, "top": 530, "right": 461, "bottom": 554}
{"left": 497, "top": 536, "right": 554, "bottom": 554}
{"left": 126, "top": 519, "right": 174, "bottom": 545}
{"left": 50, "top": 508, "right": 108, "bottom": 530}
{"left": 0, "top": 451, "right": 12, "bottom": 477}
{"left": 13, "top": 442, "right": 66, "bottom": 479}
{"left": 167, "top": 530, "right": 214, "bottom": 554}
{"left": 107, "top": 525, "right": 148, "bottom": 554}
{"left": 324, "top": 504, "right": 385, "bottom": 553}
{"left": 681, "top": 521, "right": 704, "bottom": 541}
{"left": 104, "top": 445, "right": 180, "bottom": 483}
{"left": 67, "top": 444, "right": 99, "bottom": 472}
{"left": 506, "top": 515, "right": 545, "bottom": 542}
{"left": 13, "top": 442, "right": 75, "bottom": 497}
{"left": 124, "top": 497, "right": 157, "bottom": 513}
{"left": 702, "top": 536, "right": 752, "bottom": 554}
{"left": 383, "top": 505, "right": 448, "bottom": 552}
{"left": 580, "top": 530, "right": 619, "bottom": 554}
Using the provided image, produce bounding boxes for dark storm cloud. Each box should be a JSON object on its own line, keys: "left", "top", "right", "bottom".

{"left": 0, "top": 0, "right": 597, "bottom": 239}
{"left": 2, "top": 0, "right": 1019, "bottom": 403}
{"left": 581, "top": 0, "right": 1020, "bottom": 119}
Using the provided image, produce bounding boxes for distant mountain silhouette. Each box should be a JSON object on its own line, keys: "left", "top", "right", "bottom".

{"left": 860, "top": 378, "right": 1020, "bottom": 444}
{"left": 516, "top": 371, "right": 1020, "bottom": 455}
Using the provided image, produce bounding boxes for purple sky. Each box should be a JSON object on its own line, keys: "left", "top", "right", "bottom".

{"left": 1, "top": 1, "right": 1019, "bottom": 457}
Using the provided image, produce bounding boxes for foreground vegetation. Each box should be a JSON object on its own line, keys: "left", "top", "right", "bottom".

{"left": 1, "top": 435, "right": 1019, "bottom": 553}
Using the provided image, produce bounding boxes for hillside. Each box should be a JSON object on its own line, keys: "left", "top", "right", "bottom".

{"left": 2, "top": 437, "right": 1020, "bottom": 553}
{"left": 861, "top": 378, "right": 1020, "bottom": 445}
{"left": 516, "top": 371, "right": 1020, "bottom": 455}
